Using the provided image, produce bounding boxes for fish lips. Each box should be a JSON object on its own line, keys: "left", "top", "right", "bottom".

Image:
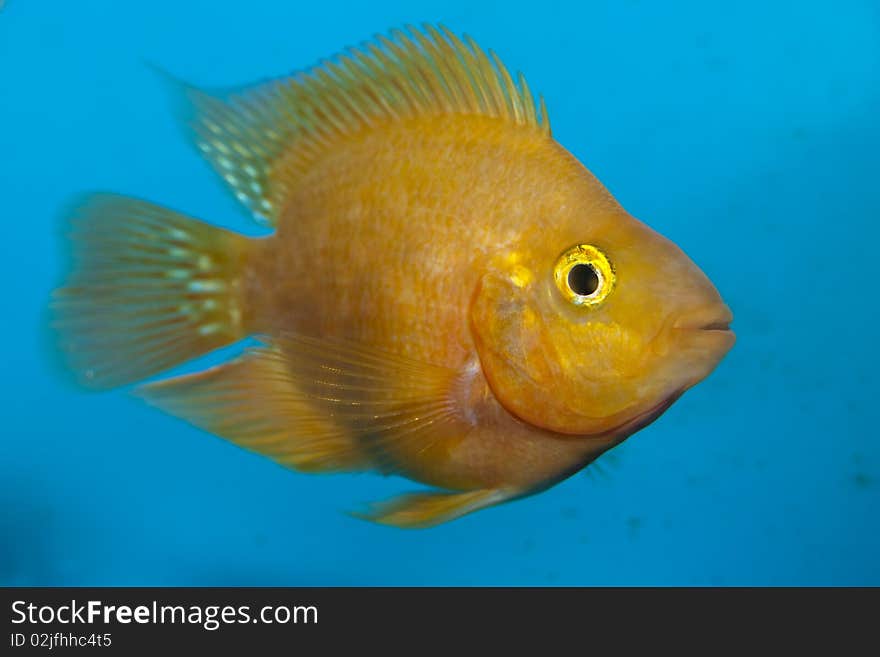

{"left": 672, "top": 303, "right": 736, "bottom": 356}
{"left": 672, "top": 303, "right": 735, "bottom": 335}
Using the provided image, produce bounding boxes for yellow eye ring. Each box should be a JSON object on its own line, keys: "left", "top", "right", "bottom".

{"left": 553, "top": 244, "right": 615, "bottom": 307}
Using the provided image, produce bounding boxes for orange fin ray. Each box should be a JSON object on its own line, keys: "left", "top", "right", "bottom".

{"left": 159, "top": 24, "right": 550, "bottom": 226}
{"left": 352, "top": 488, "right": 511, "bottom": 529}
{"left": 273, "top": 333, "right": 470, "bottom": 474}
{"left": 51, "top": 194, "right": 251, "bottom": 390}
{"left": 137, "top": 334, "right": 471, "bottom": 477}
{"left": 137, "top": 346, "right": 369, "bottom": 473}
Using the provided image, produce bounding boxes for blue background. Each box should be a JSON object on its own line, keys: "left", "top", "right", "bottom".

{"left": 1, "top": 0, "right": 877, "bottom": 585}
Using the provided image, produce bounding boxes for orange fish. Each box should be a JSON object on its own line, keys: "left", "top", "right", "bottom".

{"left": 52, "top": 25, "right": 735, "bottom": 528}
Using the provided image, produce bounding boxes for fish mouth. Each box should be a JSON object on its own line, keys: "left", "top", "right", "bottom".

{"left": 700, "top": 319, "right": 732, "bottom": 332}
{"left": 673, "top": 304, "right": 734, "bottom": 334}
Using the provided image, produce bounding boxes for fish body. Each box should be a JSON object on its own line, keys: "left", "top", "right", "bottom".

{"left": 249, "top": 116, "right": 621, "bottom": 489}
{"left": 53, "top": 26, "right": 734, "bottom": 527}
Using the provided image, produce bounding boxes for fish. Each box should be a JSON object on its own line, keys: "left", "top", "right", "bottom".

{"left": 51, "top": 24, "right": 735, "bottom": 528}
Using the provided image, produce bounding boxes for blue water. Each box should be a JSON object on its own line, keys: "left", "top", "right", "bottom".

{"left": 2, "top": 0, "right": 878, "bottom": 586}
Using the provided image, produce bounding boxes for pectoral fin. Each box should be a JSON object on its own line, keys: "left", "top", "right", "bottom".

{"left": 138, "top": 334, "right": 496, "bottom": 526}
{"left": 137, "top": 333, "right": 471, "bottom": 477}
{"left": 353, "top": 488, "right": 512, "bottom": 529}
{"left": 273, "top": 333, "right": 470, "bottom": 474}
{"left": 137, "top": 345, "right": 370, "bottom": 473}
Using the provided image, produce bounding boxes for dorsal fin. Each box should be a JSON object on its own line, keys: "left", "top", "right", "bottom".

{"left": 174, "top": 24, "right": 551, "bottom": 225}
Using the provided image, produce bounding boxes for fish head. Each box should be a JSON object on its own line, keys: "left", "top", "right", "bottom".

{"left": 470, "top": 184, "right": 734, "bottom": 437}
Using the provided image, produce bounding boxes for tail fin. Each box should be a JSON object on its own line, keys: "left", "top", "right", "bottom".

{"left": 51, "top": 194, "right": 253, "bottom": 390}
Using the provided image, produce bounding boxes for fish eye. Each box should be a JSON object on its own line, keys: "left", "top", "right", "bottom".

{"left": 568, "top": 263, "right": 599, "bottom": 296}
{"left": 553, "top": 244, "right": 615, "bottom": 307}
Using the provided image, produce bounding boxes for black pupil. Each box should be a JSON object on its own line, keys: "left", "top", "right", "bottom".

{"left": 568, "top": 263, "right": 599, "bottom": 296}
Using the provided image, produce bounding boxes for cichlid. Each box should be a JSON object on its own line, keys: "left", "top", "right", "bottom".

{"left": 52, "top": 25, "right": 735, "bottom": 528}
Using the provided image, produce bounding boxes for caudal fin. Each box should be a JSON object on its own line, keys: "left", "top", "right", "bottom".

{"left": 51, "top": 194, "right": 253, "bottom": 390}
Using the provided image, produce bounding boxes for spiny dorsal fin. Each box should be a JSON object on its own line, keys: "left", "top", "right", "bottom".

{"left": 176, "top": 24, "right": 551, "bottom": 225}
